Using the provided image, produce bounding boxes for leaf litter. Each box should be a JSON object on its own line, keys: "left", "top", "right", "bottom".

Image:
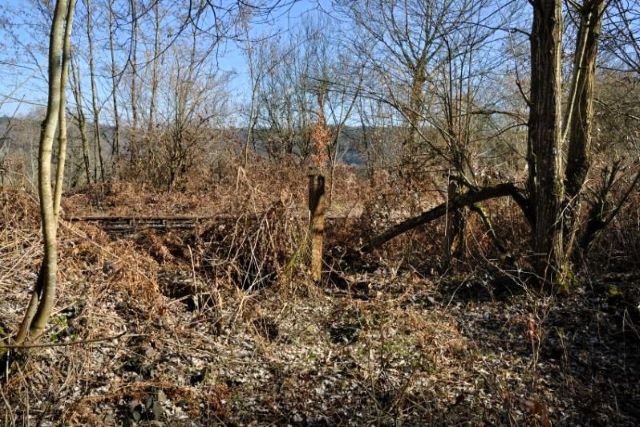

{"left": 0, "top": 186, "right": 639, "bottom": 426}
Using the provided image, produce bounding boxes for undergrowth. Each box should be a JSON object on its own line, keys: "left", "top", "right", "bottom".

{"left": 0, "top": 159, "right": 639, "bottom": 425}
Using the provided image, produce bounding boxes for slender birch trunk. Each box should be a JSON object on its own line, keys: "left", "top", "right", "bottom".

{"left": 53, "top": 0, "right": 76, "bottom": 220}
{"left": 15, "top": 0, "right": 76, "bottom": 345}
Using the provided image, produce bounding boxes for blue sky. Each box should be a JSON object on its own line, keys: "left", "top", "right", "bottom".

{"left": 0, "top": 0, "right": 327, "bottom": 118}
{"left": 222, "top": 0, "right": 327, "bottom": 109}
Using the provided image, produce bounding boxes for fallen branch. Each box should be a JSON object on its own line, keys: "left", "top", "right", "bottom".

{"left": 0, "top": 330, "right": 136, "bottom": 349}
{"left": 361, "top": 183, "right": 530, "bottom": 252}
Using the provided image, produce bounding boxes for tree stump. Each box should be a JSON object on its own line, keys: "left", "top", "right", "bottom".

{"left": 308, "top": 174, "right": 326, "bottom": 282}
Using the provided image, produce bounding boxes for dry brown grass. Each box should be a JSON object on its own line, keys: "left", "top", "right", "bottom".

{"left": 1, "top": 156, "right": 639, "bottom": 425}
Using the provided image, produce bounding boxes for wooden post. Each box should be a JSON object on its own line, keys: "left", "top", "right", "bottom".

{"left": 444, "top": 178, "right": 458, "bottom": 265}
{"left": 308, "top": 174, "right": 326, "bottom": 282}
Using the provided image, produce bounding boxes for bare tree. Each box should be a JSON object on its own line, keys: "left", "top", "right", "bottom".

{"left": 360, "top": 0, "right": 628, "bottom": 287}
{"left": 255, "top": 33, "right": 314, "bottom": 160}
{"left": 53, "top": 0, "right": 75, "bottom": 218}
{"left": 307, "top": 54, "right": 363, "bottom": 202}
{"left": 108, "top": 0, "right": 121, "bottom": 172}
{"left": 338, "top": 0, "right": 517, "bottom": 262}
{"left": 238, "top": 6, "right": 268, "bottom": 171}
{"left": 15, "top": 0, "right": 77, "bottom": 345}
{"left": 128, "top": 0, "right": 140, "bottom": 166}
{"left": 526, "top": 0, "right": 565, "bottom": 284}
{"left": 563, "top": 0, "right": 606, "bottom": 255}
{"left": 84, "top": 0, "right": 105, "bottom": 182}
{"left": 69, "top": 54, "right": 92, "bottom": 185}
{"left": 148, "top": 0, "right": 161, "bottom": 132}
{"left": 604, "top": 0, "right": 640, "bottom": 72}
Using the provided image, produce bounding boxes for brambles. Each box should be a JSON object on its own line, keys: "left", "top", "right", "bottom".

{"left": 199, "top": 202, "right": 307, "bottom": 291}
{"left": 1, "top": 155, "right": 639, "bottom": 423}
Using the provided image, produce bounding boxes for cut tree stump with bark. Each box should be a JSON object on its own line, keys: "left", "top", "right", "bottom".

{"left": 309, "top": 174, "right": 327, "bottom": 282}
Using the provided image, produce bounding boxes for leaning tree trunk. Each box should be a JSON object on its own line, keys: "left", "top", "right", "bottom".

{"left": 15, "top": 0, "right": 76, "bottom": 345}
{"left": 527, "top": 0, "right": 566, "bottom": 286}
{"left": 362, "top": 183, "right": 530, "bottom": 252}
{"left": 563, "top": 0, "right": 605, "bottom": 257}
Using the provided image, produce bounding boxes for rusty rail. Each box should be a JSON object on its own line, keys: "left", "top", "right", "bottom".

{"left": 65, "top": 215, "right": 213, "bottom": 233}
{"left": 66, "top": 205, "right": 362, "bottom": 235}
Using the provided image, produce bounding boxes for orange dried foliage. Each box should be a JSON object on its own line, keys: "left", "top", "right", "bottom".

{"left": 309, "top": 108, "right": 331, "bottom": 173}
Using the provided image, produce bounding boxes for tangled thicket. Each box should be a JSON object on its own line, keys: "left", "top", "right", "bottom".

{"left": 1, "top": 156, "right": 639, "bottom": 424}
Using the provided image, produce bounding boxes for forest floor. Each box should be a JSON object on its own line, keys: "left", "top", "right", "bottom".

{"left": 1, "top": 186, "right": 639, "bottom": 426}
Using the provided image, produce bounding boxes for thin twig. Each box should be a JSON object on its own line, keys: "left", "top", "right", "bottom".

{"left": 0, "top": 331, "right": 140, "bottom": 350}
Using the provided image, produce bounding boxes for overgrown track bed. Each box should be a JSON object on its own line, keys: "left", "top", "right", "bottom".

{"left": 1, "top": 190, "right": 639, "bottom": 425}
{"left": 67, "top": 208, "right": 364, "bottom": 236}
{"left": 66, "top": 215, "right": 213, "bottom": 234}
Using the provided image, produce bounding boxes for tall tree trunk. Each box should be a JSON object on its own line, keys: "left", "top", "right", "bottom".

{"left": 404, "top": 58, "right": 427, "bottom": 152}
{"left": 53, "top": 0, "right": 75, "bottom": 219}
{"left": 15, "top": 0, "right": 76, "bottom": 345}
{"left": 108, "top": 0, "right": 121, "bottom": 175}
{"left": 129, "top": 0, "right": 139, "bottom": 166}
{"left": 148, "top": 0, "right": 160, "bottom": 132}
{"left": 564, "top": 0, "right": 605, "bottom": 256}
{"left": 527, "top": 0, "right": 566, "bottom": 285}
{"left": 70, "top": 57, "right": 92, "bottom": 186}
{"left": 85, "top": 0, "right": 105, "bottom": 182}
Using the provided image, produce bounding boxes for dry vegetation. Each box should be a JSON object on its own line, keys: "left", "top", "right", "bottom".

{"left": 1, "top": 160, "right": 639, "bottom": 426}
{"left": 2, "top": 1, "right": 640, "bottom": 424}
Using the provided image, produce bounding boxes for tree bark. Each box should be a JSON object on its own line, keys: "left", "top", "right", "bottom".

{"left": 108, "top": 0, "right": 121, "bottom": 174}
{"left": 309, "top": 175, "right": 326, "bottom": 282}
{"left": 15, "top": 0, "right": 76, "bottom": 345}
{"left": 564, "top": 1, "right": 604, "bottom": 197}
{"left": 443, "top": 178, "right": 466, "bottom": 263}
{"left": 148, "top": 0, "right": 160, "bottom": 132}
{"left": 70, "top": 57, "right": 92, "bottom": 186}
{"left": 564, "top": 0, "right": 605, "bottom": 257}
{"left": 85, "top": 0, "right": 105, "bottom": 182}
{"left": 53, "top": 0, "right": 75, "bottom": 220}
{"left": 527, "top": 0, "right": 566, "bottom": 285}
